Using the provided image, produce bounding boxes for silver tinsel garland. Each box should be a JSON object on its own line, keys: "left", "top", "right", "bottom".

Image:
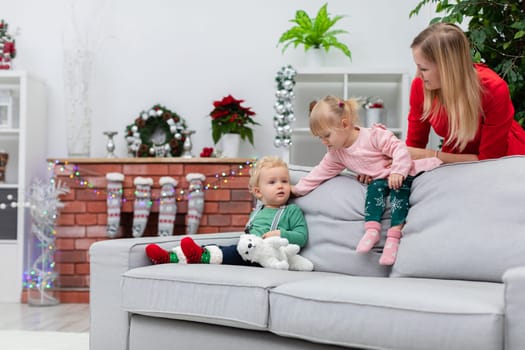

{"left": 24, "top": 177, "right": 69, "bottom": 305}
{"left": 273, "top": 65, "right": 297, "bottom": 148}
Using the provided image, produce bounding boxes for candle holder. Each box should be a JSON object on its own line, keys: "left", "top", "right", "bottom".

{"left": 181, "top": 130, "right": 196, "bottom": 158}
{"left": 103, "top": 131, "right": 118, "bottom": 158}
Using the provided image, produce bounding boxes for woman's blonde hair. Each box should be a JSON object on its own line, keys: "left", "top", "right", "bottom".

{"left": 248, "top": 156, "right": 289, "bottom": 194}
{"left": 309, "top": 96, "right": 360, "bottom": 136}
{"left": 411, "top": 22, "right": 482, "bottom": 151}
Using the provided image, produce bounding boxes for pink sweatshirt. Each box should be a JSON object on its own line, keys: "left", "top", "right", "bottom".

{"left": 294, "top": 124, "right": 442, "bottom": 196}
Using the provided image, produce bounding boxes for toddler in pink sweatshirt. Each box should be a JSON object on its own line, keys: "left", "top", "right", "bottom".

{"left": 292, "top": 95, "right": 441, "bottom": 265}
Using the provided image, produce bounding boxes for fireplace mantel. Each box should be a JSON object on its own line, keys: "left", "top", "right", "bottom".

{"left": 43, "top": 157, "right": 254, "bottom": 303}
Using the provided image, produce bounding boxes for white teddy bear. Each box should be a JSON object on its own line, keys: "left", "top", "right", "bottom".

{"left": 236, "top": 234, "right": 314, "bottom": 271}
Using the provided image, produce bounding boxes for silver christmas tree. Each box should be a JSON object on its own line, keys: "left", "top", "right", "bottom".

{"left": 24, "top": 177, "right": 69, "bottom": 306}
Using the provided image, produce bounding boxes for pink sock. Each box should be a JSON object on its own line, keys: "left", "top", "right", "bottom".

{"left": 356, "top": 221, "right": 381, "bottom": 253}
{"left": 379, "top": 228, "right": 402, "bottom": 265}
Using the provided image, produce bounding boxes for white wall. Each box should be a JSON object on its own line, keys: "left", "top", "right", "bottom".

{"left": 1, "top": 0, "right": 433, "bottom": 159}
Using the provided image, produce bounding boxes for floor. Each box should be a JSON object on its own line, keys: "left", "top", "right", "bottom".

{"left": 0, "top": 303, "right": 90, "bottom": 332}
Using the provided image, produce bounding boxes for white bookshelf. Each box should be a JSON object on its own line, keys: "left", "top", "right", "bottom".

{"left": 0, "top": 71, "right": 47, "bottom": 302}
{"left": 286, "top": 68, "right": 410, "bottom": 166}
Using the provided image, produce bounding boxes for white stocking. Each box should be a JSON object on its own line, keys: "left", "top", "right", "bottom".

{"left": 106, "top": 172, "right": 124, "bottom": 238}
{"left": 158, "top": 176, "right": 178, "bottom": 236}
{"left": 132, "top": 177, "right": 153, "bottom": 237}
{"left": 186, "top": 173, "right": 206, "bottom": 235}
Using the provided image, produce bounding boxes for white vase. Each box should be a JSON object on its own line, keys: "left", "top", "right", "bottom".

{"left": 63, "top": 48, "right": 93, "bottom": 157}
{"left": 304, "top": 48, "right": 327, "bottom": 67}
{"left": 221, "top": 133, "right": 241, "bottom": 158}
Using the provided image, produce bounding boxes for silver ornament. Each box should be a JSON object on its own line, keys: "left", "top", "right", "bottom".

{"left": 175, "top": 133, "right": 182, "bottom": 140}
{"left": 273, "top": 138, "right": 283, "bottom": 148}
{"left": 283, "top": 80, "right": 294, "bottom": 90}
{"left": 274, "top": 103, "right": 285, "bottom": 114}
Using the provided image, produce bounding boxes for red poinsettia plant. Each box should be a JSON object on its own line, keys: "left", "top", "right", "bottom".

{"left": 209, "top": 94, "right": 259, "bottom": 146}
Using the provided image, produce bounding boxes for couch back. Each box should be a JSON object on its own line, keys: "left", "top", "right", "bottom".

{"left": 290, "top": 165, "right": 391, "bottom": 277}
{"left": 290, "top": 156, "right": 525, "bottom": 282}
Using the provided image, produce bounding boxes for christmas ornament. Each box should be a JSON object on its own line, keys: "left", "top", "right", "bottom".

{"left": 273, "top": 65, "right": 296, "bottom": 148}
{"left": 0, "top": 19, "right": 16, "bottom": 70}
{"left": 125, "top": 104, "right": 188, "bottom": 157}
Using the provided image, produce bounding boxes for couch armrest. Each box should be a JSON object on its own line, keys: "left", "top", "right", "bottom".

{"left": 89, "top": 232, "right": 242, "bottom": 350}
{"left": 503, "top": 266, "right": 525, "bottom": 350}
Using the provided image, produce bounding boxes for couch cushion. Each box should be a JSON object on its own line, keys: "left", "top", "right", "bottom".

{"left": 269, "top": 275, "right": 504, "bottom": 350}
{"left": 392, "top": 156, "right": 525, "bottom": 282}
{"left": 291, "top": 173, "right": 391, "bottom": 277}
{"left": 121, "top": 264, "right": 336, "bottom": 330}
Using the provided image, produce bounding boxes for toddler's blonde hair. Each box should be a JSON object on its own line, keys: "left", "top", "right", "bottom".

{"left": 309, "top": 96, "right": 360, "bottom": 136}
{"left": 248, "top": 156, "right": 289, "bottom": 194}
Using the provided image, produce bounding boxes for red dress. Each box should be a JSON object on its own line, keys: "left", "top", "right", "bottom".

{"left": 406, "top": 64, "right": 525, "bottom": 160}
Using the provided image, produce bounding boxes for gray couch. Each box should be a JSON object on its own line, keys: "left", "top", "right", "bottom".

{"left": 89, "top": 156, "right": 525, "bottom": 350}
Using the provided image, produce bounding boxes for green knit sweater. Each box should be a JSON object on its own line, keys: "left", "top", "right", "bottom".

{"left": 247, "top": 204, "right": 308, "bottom": 247}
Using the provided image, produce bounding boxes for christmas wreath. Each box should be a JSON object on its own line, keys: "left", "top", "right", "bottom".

{"left": 125, "top": 104, "right": 188, "bottom": 157}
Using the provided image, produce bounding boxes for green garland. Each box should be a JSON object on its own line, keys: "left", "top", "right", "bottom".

{"left": 125, "top": 104, "right": 188, "bottom": 157}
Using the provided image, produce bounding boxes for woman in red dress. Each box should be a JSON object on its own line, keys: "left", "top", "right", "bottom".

{"left": 406, "top": 22, "right": 525, "bottom": 163}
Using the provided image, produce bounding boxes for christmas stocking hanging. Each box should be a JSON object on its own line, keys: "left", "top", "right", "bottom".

{"left": 186, "top": 173, "right": 206, "bottom": 235}
{"left": 106, "top": 172, "right": 125, "bottom": 238}
{"left": 132, "top": 177, "right": 153, "bottom": 237}
{"left": 158, "top": 176, "right": 178, "bottom": 236}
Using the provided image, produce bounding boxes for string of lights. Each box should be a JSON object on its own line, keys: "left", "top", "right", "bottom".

{"left": 48, "top": 160, "right": 255, "bottom": 204}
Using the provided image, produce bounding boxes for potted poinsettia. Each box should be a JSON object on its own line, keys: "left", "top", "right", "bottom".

{"left": 209, "top": 95, "right": 259, "bottom": 148}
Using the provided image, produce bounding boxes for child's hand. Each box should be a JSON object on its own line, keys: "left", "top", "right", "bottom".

{"left": 388, "top": 173, "right": 404, "bottom": 189}
{"left": 356, "top": 174, "right": 372, "bottom": 184}
{"left": 262, "top": 230, "right": 281, "bottom": 239}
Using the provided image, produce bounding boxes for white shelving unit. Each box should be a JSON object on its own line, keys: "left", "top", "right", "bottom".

{"left": 287, "top": 68, "right": 410, "bottom": 166}
{"left": 0, "top": 71, "right": 47, "bottom": 302}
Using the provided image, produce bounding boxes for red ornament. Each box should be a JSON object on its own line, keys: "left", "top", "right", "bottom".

{"left": 200, "top": 147, "right": 214, "bottom": 157}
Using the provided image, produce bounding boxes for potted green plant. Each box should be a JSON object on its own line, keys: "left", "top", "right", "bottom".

{"left": 277, "top": 3, "right": 352, "bottom": 60}
{"left": 209, "top": 94, "right": 259, "bottom": 147}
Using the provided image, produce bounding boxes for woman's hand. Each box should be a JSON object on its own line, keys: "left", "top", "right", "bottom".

{"left": 388, "top": 173, "right": 404, "bottom": 190}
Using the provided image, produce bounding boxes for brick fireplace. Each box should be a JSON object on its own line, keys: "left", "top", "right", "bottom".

{"left": 28, "top": 157, "right": 255, "bottom": 303}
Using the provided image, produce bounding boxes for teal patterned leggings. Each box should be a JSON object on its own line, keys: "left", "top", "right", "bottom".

{"left": 364, "top": 176, "right": 414, "bottom": 227}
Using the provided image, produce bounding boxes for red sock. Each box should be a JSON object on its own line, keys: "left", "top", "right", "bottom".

{"left": 145, "top": 244, "right": 169, "bottom": 264}
{"left": 181, "top": 237, "right": 205, "bottom": 263}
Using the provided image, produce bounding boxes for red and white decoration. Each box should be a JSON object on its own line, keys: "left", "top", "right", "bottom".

{"left": 0, "top": 20, "right": 16, "bottom": 70}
